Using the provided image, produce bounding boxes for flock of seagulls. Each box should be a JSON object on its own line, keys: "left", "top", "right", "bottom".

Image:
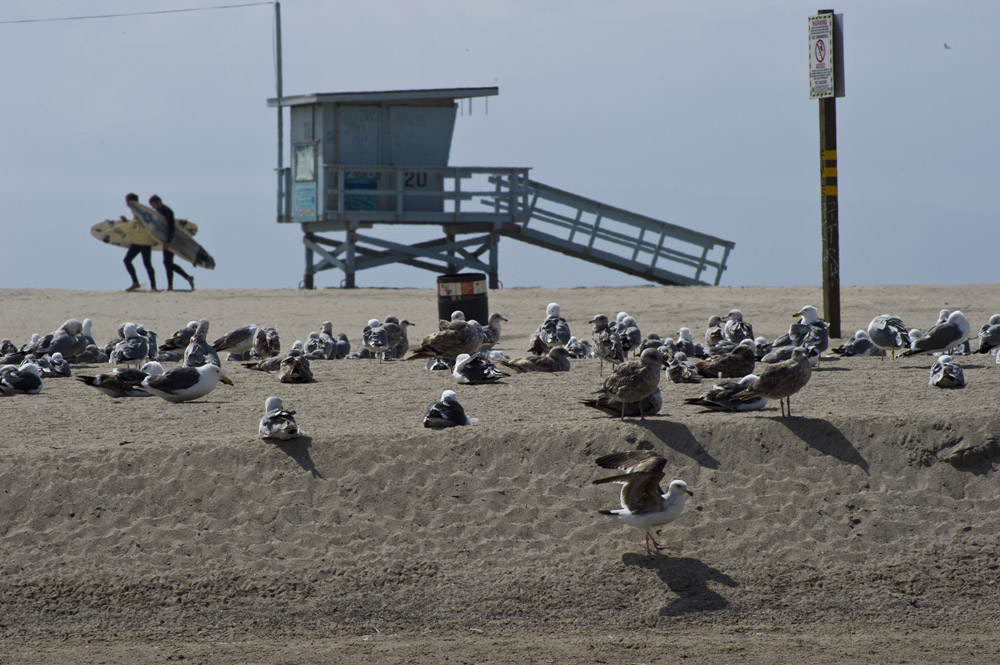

{"left": 4, "top": 298, "right": 997, "bottom": 554}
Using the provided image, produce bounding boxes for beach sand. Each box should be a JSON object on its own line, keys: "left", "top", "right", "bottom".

{"left": 2, "top": 284, "right": 998, "bottom": 664}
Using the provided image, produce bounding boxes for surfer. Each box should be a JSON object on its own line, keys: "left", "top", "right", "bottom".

{"left": 149, "top": 194, "right": 196, "bottom": 292}
{"left": 121, "top": 193, "right": 158, "bottom": 292}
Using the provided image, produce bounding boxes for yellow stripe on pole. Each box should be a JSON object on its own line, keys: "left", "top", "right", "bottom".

{"left": 822, "top": 167, "right": 838, "bottom": 178}
{"left": 822, "top": 150, "right": 837, "bottom": 160}
{"left": 822, "top": 185, "right": 838, "bottom": 196}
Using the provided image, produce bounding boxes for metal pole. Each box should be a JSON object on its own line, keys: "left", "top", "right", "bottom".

{"left": 818, "top": 8, "right": 841, "bottom": 338}
{"left": 275, "top": 1, "right": 284, "bottom": 222}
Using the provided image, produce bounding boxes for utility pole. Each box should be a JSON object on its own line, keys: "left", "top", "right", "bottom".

{"left": 809, "top": 9, "right": 844, "bottom": 338}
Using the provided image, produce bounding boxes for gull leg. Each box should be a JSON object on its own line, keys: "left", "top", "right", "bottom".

{"left": 620, "top": 400, "right": 626, "bottom": 422}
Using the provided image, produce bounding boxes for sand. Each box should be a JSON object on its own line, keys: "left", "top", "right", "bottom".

{"left": 2, "top": 284, "right": 999, "bottom": 664}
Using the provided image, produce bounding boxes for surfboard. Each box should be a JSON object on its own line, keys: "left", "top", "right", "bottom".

{"left": 91, "top": 218, "right": 199, "bottom": 250}
{"left": 128, "top": 201, "right": 216, "bottom": 269}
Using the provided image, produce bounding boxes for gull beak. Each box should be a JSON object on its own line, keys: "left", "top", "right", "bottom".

{"left": 220, "top": 376, "right": 234, "bottom": 386}
{"left": 792, "top": 311, "right": 803, "bottom": 318}
{"left": 686, "top": 489, "right": 694, "bottom": 496}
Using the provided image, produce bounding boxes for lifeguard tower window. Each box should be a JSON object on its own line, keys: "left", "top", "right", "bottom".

{"left": 295, "top": 144, "right": 316, "bottom": 182}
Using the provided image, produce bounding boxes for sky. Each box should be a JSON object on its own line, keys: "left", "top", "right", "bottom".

{"left": 1, "top": 0, "right": 997, "bottom": 291}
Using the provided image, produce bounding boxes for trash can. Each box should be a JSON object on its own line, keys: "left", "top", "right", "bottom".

{"left": 437, "top": 272, "right": 489, "bottom": 325}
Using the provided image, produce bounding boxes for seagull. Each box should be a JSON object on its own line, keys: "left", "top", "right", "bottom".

{"left": 109, "top": 322, "right": 149, "bottom": 367}
{"left": 406, "top": 319, "right": 484, "bottom": 362}
{"left": 617, "top": 316, "right": 642, "bottom": 358}
{"left": 212, "top": 324, "right": 258, "bottom": 357}
{"left": 684, "top": 374, "right": 767, "bottom": 412}
{"left": 832, "top": 330, "right": 877, "bottom": 357}
{"left": 593, "top": 450, "right": 693, "bottom": 555}
{"left": 46, "top": 352, "right": 72, "bottom": 377}
{"left": 666, "top": 351, "right": 701, "bottom": 384}
{"left": 422, "top": 390, "right": 473, "bottom": 428}
{"left": 723, "top": 309, "right": 754, "bottom": 344}
{"left": 453, "top": 353, "right": 509, "bottom": 384}
{"left": 675, "top": 327, "right": 707, "bottom": 359}
{"left": 581, "top": 388, "right": 663, "bottom": 418}
{"left": 705, "top": 314, "right": 725, "bottom": 347}
{"left": 536, "top": 302, "right": 572, "bottom": 350}
{"left": 693, "top": 338, "right": 756, "bottom": 378}
{"left": 500, "top": 346, "right": 572, "bottom": 373}
{"left": 139, "top": 364, "right": 233, "bottom": 403}
{"left": 159, "top": 321, "right": 199, "bottom": 352}
{"left": 867, "top": 314, "right": 911, "bottom": 359}
{"left": 278, "top": 354, "right": 313, "bottom": 383}
{"left": 735, "top": 346, "right": 812, "bottom": 417}
{"left": 976, "top": 314, "right": 1000, "bottom": 354}
{"left": 362, "top": 318, "right": 389, "bottom": 362}
{"left": 478, "top": 313, "right": 508, "bottom": 353}
{"left": 258, "top": 396, "right": 302, "bottom": 440}
{"left": 595, "top": 347, "right": 668, "bottom": 420}
{"left": 184, "top": 319, "right": 220, "bottom": 368}
{"left": 589, "top": 314, "right": 625, "bottom": 376}
{"left": 929, "top": 355, "right": 965, "bottom": 389}
{"left": 253, "top": 326, "right": 281, "bottom": 358}
{"left": 900, "top": 311, "right": 971, "bottom": 357}
{"left": 76, "top": 362, "right": 165, "bottom": 398}
{"left": 0, "top": 362, "right": 44, "bottom": 395}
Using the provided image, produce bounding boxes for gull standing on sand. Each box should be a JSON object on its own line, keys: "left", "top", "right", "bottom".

{"left": 139, "top": 363, "right": 233, "bottom": 403}
{"left": 258, "top": 396, "right": 303, "bottom": 440}
{"left": 929, "top": 355, "right": 966, "bottom": 389}
{"left": 734, "top": 346, "right": 812, "bottom": 417}
{"left": 422, "top": 390, "right": 473, "bottom": 428}
{"left": 362, "top": 319, "right": 389, "bottom": 362}
{"left": 253, "top": 326, "right": 281, "bottom": 359}
{"left": 866, "top": 315, "right": 911, "bottom": 360}
{"left": 705, "top": 315, "right": 725, "bottom": 347}
{"left": 901, "top": 311, "right": 971, "bottom": 357}
{"left": 478, "top": 313, "right": 508, "bottom": 353}
{"left": 590, "top": 314, "right": 625, "bottom": 376}
{"left": 592, "top": 450, "right": 693, "bottom": 555}
{"left": 595, "top": 347, "right": 668, "bottom": 420}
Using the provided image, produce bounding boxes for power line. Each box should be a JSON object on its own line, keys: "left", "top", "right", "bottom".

{"left": 0, "top": 2, "right": 272, "bottom": 25}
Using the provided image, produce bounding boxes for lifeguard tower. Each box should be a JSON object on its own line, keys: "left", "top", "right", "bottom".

{"left": 267, "top": 86, "right": 734, "bottom": 289}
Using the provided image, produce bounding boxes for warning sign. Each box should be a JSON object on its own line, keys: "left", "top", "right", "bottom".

{"left": 809, "top": 14, "right": 835, "bottom": 98}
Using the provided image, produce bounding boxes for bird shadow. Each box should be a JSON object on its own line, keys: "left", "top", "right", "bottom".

{"left": 632, "top": 420, "right": 721, "bottom": 469}
{"left": 623, "top": 552, "right": 738, "bottom": 616}
{"left": 272, "top": 435, "right": 324, "bottom": 478}
{"left": 776, "top": 417, "right": 870, "bottom": 474}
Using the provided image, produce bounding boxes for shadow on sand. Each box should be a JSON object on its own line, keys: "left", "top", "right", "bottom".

{"left": 272, "top": 435, "right": 323, "bottom": 478}
{"left": 777, "top": 417, "right": 870, "bottom": 473}
{"left": 633, "top": 419, "right": 721, "bottom": 469}
{"left": 623, "top": 552, "right": 738, "bottom": 616}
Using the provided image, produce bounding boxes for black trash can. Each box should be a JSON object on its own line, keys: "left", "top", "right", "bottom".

{"left": 437, "top": 272, "right": 489, "bottom": 325}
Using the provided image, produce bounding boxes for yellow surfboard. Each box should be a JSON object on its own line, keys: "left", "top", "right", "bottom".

{"left": 128, "top": 201, "right": 216, "bottom": 269}
{"left": 91, "top": 218, "right": 198, "bottom": 250}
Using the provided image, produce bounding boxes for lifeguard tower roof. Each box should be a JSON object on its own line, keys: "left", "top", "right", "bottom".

{"left": 267, "top": 86, "right": 498, "bottom": 108}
